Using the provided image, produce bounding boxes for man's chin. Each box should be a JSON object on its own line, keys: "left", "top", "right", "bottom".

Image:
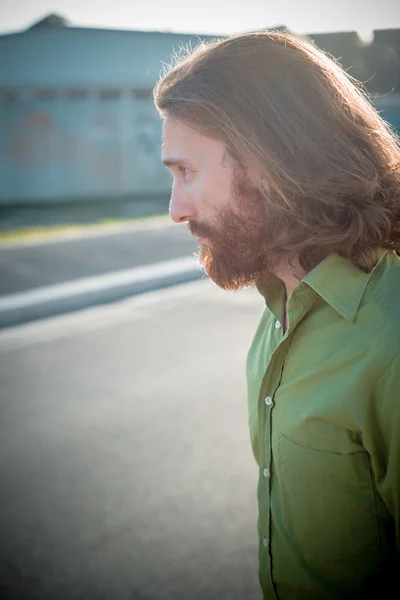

{"left": 208, "top": 271, "right": 256, "bottom": 291}
{"left": 198, "top": 254, "right": 257, "bottom": 292}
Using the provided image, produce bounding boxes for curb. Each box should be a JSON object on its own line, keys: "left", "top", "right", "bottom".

{"left": 0, "top": 256, "right": 202, "bottom": 329}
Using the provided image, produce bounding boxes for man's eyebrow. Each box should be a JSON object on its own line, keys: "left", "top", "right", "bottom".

{"left": 162, "top": 157, "right": 192, "bottom": 168}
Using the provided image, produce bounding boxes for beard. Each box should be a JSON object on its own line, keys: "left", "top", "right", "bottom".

{"left": 188, "top": 170, "right": 283, "bottom": 291}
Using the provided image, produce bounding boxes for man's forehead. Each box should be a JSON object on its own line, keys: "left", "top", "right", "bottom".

{"left": 162, "top": 116, "right": 196, "bottom": 146}
{"left": 162, "top": 116, "right": 226, "bottom": 163}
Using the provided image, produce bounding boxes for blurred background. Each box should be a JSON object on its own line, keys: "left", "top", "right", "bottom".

{"left": 0, "top": 2, "right": 399, "bottom": 599}
{"left": 0, "top": 1, "right": 399, "bottom": 227}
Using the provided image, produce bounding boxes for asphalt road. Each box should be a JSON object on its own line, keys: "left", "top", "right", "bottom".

{"left": 0, "top": 280, "right": 263, "bottom": 600}
{"left": 0, "top": 223, "right": 197, "bottom": 296}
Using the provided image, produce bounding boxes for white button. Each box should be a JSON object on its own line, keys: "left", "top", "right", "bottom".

{"left": 262, "top": 537, "right": 269, "bottom": 548}
{"left": 275, "top": 320, "right": 281, "bottom": 329}
{"left": 265, "top": 396, "right": 273, "bottom": 406}
{"left": 263, "top": 467, "right": 270, "bottom": 478}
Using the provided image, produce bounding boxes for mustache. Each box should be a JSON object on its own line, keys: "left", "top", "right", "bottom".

{"left": 187, "top": 220, "right": 216, "bottom": 238}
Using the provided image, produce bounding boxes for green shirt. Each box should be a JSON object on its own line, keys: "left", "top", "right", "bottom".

{"left": 246, "top": 248, "right": 400, "bottom": 599}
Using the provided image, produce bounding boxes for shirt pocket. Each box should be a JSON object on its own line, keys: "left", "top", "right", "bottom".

{"left": 278, "top": 434, "right": 379, "bottom": 560}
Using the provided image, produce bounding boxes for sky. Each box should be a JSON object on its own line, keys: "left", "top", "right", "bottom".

{"left": 1, "top": 0, "right": 399, "bottom": 39}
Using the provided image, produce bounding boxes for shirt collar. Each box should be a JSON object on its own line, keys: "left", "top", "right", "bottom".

{"left": 302, "top": 247, "right": 389, "bottom": 322}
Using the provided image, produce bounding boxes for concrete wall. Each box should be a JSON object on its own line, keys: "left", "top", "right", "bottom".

{"left": 0, "top": 25, "right": 215, "bottom": 205}
{"left": 0, "top": 89, "right": 172, "bottom": 203}
{"left": 1, "top": 24, "right": 399, "bottom": 206}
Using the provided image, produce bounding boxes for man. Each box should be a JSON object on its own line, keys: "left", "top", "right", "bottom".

{"left": 153, "top": 31, "right": 400, "bottom": 599}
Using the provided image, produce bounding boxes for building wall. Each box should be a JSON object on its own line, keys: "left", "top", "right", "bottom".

{"left": 0, "top": 26, "right": 213, "bottom": 204}
{"left": 0, "top": 88, "right": 171, "bottom": 203}
{"left": 1, "top": 24, "right": 399, "bottom": 205}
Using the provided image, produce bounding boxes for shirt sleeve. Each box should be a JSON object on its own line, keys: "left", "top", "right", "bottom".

{"left": 367, "top": 351, "right": 400, "bottom": 550}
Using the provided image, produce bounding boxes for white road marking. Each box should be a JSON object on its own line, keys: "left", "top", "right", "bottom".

{"left": 0, "top": 279, "right": 211, "bottom": 350}
{"left": 0, "top": 279, "right": 261, "bottom": 352}
{"left": 0, "top": 256, "right": 198, "bottom": 312}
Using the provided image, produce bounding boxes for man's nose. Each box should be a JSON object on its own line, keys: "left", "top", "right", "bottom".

{"left": 169, "top": 189, "right": 197, "bottom": 223}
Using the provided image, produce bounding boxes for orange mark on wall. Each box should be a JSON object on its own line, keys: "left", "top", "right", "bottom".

{"left": 7, "top": 113, "right": 54, "bottom": 165}
{"left": 6, "top": 111, "right": 119, "bottom": 177}
{"left": 26, "top": 113, "right": 53, "bottom": 128}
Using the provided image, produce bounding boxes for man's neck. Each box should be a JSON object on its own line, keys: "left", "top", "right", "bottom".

{"left": 274, "top": 264, "right": 306, "bottom": 334}
{"left": 274, "top": 267, "right": 305, "bottom": 302}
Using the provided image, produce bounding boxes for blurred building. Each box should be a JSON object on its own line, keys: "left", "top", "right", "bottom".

{"left": 0, "top": 15, "right": 215, "bottom": 205}
{"left": 0, "top": 16, "right": 399, "bottom": 207}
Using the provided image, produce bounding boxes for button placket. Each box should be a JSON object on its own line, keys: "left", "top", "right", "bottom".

{"left": 257, "top": 344, "right": 287, "bottom": 599}
{"left": 256, "top": 311, "right": 301, "bottom": 600}
{"left": 260, "top": 390, "right": 274, "bottom": 578}
{"left": 259, "top": 379, "right": 279, "bottom": 598}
